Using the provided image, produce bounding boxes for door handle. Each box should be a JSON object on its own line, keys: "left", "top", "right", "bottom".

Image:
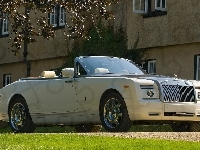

{"left": 65, "top": 80, "right": 73, "bottom": 83}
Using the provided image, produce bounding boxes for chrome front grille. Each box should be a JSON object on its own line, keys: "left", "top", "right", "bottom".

{"left": 162, "top": 85, "right": 195, "bottom": 102}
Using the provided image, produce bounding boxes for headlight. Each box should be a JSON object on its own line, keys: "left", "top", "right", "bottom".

{"left": 147, "top": 90, "right": 154, "bottom": 97}
{"left": 140, "top": 85, "right": 158, "bottom": 99}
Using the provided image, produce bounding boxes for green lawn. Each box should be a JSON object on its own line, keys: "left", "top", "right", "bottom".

{"left": 0, "top": 134, "right": 199, "bottom": 150}
{"left": 1, "top": 124, "right": 192, "bottom": 150}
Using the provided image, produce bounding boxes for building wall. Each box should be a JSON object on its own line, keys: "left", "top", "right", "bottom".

{"left": 0, "top": 56, "right": 67, "bottom": 87}
{"left": 143, "top": 42, "right": 200, "bottom": 80}
{"left": 111, "top": 0, "right": 200, "bottom": 79}
{"left": 0, "top": 1, "right": 200, "bottom": 86}
{"left": 0, "top": 6, "right": 72, "bottom": 64}
{"left": 0, "top": 7, "right": 74, "bottom": 87}
{"left": 113, "top": 0, "right": 200, "bottom": 48}
{"left": 125, "top": 0, "right": 200, "bottom": 49}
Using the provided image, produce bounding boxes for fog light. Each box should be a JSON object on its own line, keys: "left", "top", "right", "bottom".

{"left": 147, "top": 90, "right": 154, "bottom": 97}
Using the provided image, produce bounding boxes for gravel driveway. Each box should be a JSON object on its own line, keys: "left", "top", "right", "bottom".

{"left": 77, "top": 132, "right": 200, "bottom": 142}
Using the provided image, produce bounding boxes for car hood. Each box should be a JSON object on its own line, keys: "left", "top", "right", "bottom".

{"left": 125, "top": 74, "right": 194, "bottom": 87}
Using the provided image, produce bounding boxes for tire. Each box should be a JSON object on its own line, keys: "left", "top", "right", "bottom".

{"left": 8, "top": 97, "right": 36, "bottom": 133}
{"left": 189, "top": 122, "right": 200, "bottom": 132}
{"left": 170, "top": 122, "right": 190, "bottom": 132}
{"left": 99, "top": 92, "right": 132, "bottom": 132}
{"left": 170, "top": 122, "right": 200, "bottom": 132}
{"left": 75, "top": 124, "right": 102, "bottom": 132}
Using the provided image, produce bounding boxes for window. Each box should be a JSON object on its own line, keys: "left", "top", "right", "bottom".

{"left": 155, "top": 0, "right": 166, "bottom": 11}
{"left": 59, "top": 7, "right": 65, "bottom": 26}
{"left": 196, "top": 56, "right": 200, "bottom": 80}
{"left": 133, "top": 0, "right": 167, "bottom": 17}
{"left": 2, "top": 13, "right": 8, "bottom": 35}
{"left": 0, "top": 13, "right": 9, "bottom": 36}
{"left": 141, "top": 62, "right": 145, "bottom": 68}
{"left": 148, "top": 60, "right": 156, "bottom": 74}
{"left": 3, "top": 74, "right": 11, "bottom": 86}
{"left": 133, "top": 0, "right": 148, "bottom": 14}
{"left": 49, "top": 6, "right": 66, "bottom": 27}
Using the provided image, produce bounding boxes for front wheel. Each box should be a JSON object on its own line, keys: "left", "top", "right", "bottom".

{"left": 8, "top": 97, "right": 36, "bottom": 133}
{"left": 99, "top": 92, "right": 132, "bottom": 132}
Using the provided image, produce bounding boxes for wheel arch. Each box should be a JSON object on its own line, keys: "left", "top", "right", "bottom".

{"left": 99, "top": 88, "right": 133, "bottom": 120}
{"left": 100, "top": 89, "right": 121, "bottom": 104}
{"left": 7, "top": 94, "right": 36, "bottom": 133}
{"left": 8, "top": 94, "right": 26, "bottom": 114}
{"left": 99, "top": 88, "right": 132, "bottom": 132}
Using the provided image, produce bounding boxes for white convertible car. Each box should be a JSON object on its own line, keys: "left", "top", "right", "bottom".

{"left": 1, "top": 56, "right": 200, "bottom": 133}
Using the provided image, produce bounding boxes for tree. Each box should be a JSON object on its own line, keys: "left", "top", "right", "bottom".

{"left": 0, "top": 0, "right": 121, "bottom": 55}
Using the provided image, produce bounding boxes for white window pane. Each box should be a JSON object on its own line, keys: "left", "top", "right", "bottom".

{"left": 198, "top": 57, "right": 200, "bottom": 80}
{"left": 149, "top": 64, "right": 153, "bottom": 73}
{"left": 148, "top": 60, "right": 156, "bottom": 74}
{"left": 133, "top": 0, "right": 147, "bottom": 14}
{"left": 5, "top": 74, "right": 11, "bottom": 86}
{"left": 141, "top": 62, "right": 145, "bottom": 69}
{"left": 157, "top": 0, "right": 161, "bottom": 7}
{"left": 51, "top": 14, "right": 54, "bottom": 24}
{"left": 155, "top": 0, "right": 166, "bottom": 11}
{"left": 55, "top": 13, "right": 57, "bottom": 24}
{"left": 59, "top": 7, "right": 65, "bottom": 26}
{"left": 2, "top": 13, "right": 8, "bottom": 35}
{"left": 50, "top": 7, "right": 57, "bottom": 27}
{"left": 162, "top": 0, "right": 166, "bottom": 8}
{"left": 153, "top": 63, "right": 156, "bottom": 73}
{"left": 198, "top": 71, "right": 200, "bottom": 80}
{"left": 135, "top": 0, "right": 141, "bottom": 10}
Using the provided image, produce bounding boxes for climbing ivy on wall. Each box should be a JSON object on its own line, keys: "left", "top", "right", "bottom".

{"left": 57, "top": 23, "right": 145, "bottom": 74}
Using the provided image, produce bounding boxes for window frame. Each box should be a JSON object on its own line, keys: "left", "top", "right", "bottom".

{"left": 59, "top": 7, "right": 65, "bottom": 26}
{"left": 133, "top": 0, "right": 148, "bottom": 14}
{"left": 133, "top": 0, "right": 167, "bottom": 17}
{"left": 3, "top": 74, "right": 11, "bottom": 86}
{"left": 155, "top": 0, "right": 167, "bottom": 11}
{"left": 196, "top": 55, "right": 200, "bottom": 80}
{"left": 2, "top": 13, "right": 8, "bottom": 35}
{"left": 141, "top": 61, "right": 145, "bottom": 69}
{"left": 50, "top": 7, "right": 58, "bottom": 27}
{"left": 49, "top": 6, "right": 66, "bottom": 28}
{"left": 148, "top": 60, "right": 156, "bottom": 75}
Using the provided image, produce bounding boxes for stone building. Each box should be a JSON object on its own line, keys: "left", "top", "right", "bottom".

{"left": 0, "top": 0, "right": 200, "bottom": 87}
{"left": 0, "top": 6, "right": 70, "bottom": 87}
{"left": 113, "top": 0, "right": 200, "bottom": 80}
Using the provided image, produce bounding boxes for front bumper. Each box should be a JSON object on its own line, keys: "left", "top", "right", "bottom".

{"left": 130, "top": 99, "right": 200, "bottom": 122}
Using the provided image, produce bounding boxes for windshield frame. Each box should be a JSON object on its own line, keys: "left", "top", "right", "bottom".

{"left": 74, "top": 56, "right": 146, "bottom": 77}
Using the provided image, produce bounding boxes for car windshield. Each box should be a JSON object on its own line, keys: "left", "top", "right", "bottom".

{"left": 80, "top": 56, "right": 145, "bottom": 75}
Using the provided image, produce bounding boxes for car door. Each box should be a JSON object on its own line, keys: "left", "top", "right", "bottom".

{"left": 37, "top": 78, "right": 78, "bottom": 114}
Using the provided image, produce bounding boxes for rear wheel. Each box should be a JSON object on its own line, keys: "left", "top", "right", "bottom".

{"left": 8, "top": 97, "right": 36, "bottom": 133}
{"left": 75, "top": 124, "right": 102, "bottom": 132}
{"left": 99, "top": 92, "right": 132, "bottom": 132}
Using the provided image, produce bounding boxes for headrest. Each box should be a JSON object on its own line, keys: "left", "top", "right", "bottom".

{"left": 41, "top": 71, "right": 56, "bottom": 78}
{"left": 62, "top": 68, "right": 74, "bottom": 77}
{"left": 95, "top": 68, "right": 109, "bottom": 73}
